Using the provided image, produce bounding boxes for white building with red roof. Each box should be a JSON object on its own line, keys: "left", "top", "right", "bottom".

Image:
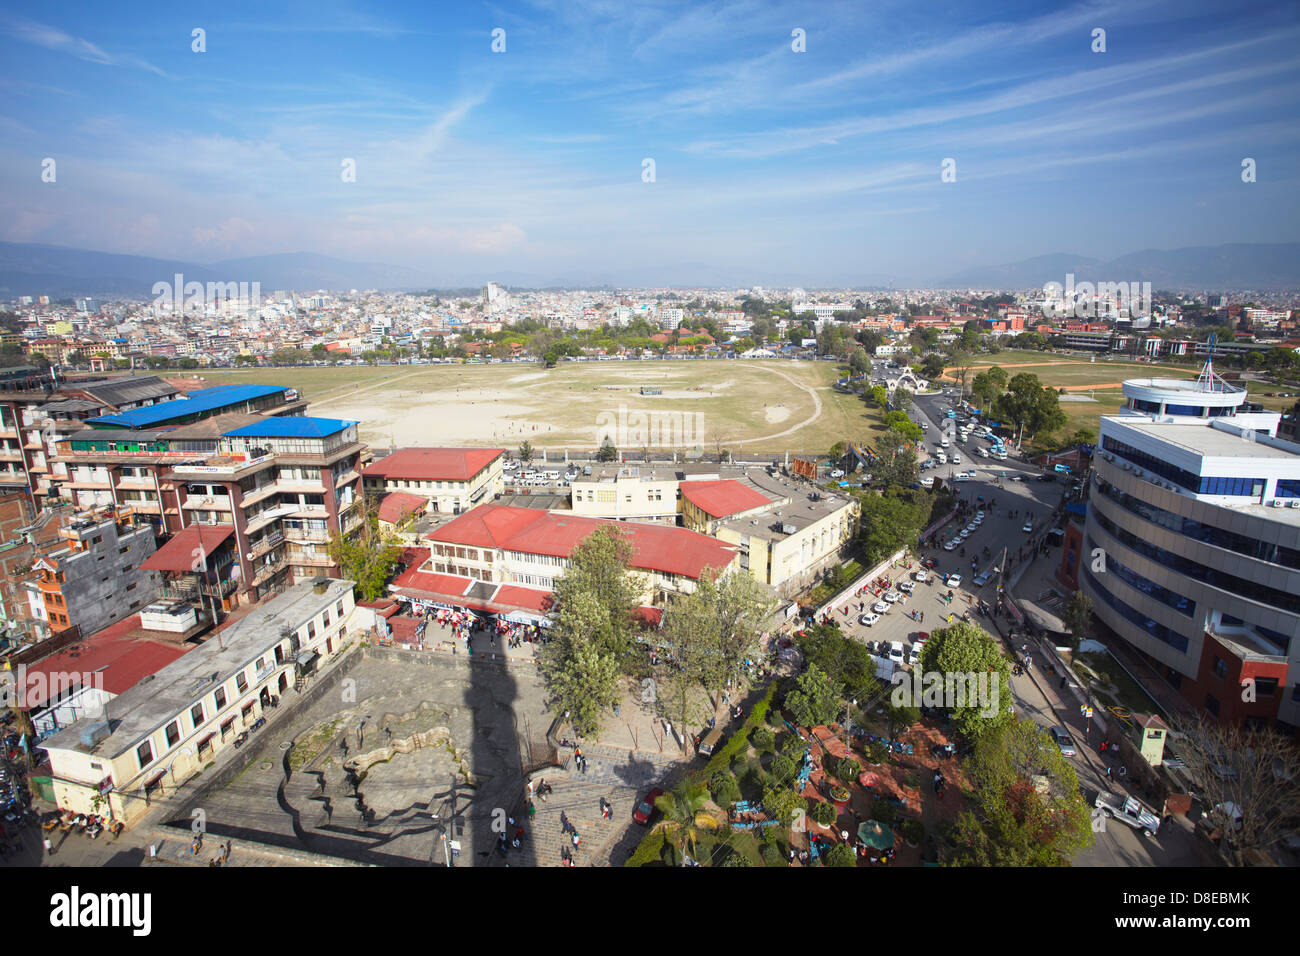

{"left": 362, "top": 447, "right": 505, "bottom": 515}
{"left": 390, "top": 504, "right": 738, "bottom": 619}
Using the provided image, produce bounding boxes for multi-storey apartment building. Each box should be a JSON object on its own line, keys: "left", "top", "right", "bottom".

{"left": 40, "top": 577, "right": 356, "bottom": 826}
{"left": 569, "top": 465, "right": 681, "bottom": 523}
{"left": 1078, "top": 372, "right": 1299, "bottom": 731}
{"left": 22, "top": 511, "right": 161, "bottom": 641}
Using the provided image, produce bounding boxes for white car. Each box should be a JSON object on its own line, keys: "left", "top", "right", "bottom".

{"left": 830, "top": 469, "right": 845, "bottom": 478}
{"left": 1022, "top": 521, "right": 1034, "bottom": 533}
{"left": 859, "top": 613, "right": 880, "bottom": 627}
{"left": 870, "top": 601, "right": 888, "bottom": 614}
{"left": 913, "top": 570, "right": 929, "bottom": 583}
{"left": 945, "top": 573, "right": 963, "bottom": 588}
{"left": 977, "top": 447, "right": 989, "bottom": 458}
{"left": 897, "top": 581, "right": 914, "bottom": 594}
{"left": 883, "top": 591, "right": 900, "bottom": 604}
{"left": 943, "top": 540, "right": 958, "bottom": 551}
{"left": 907, "top": 644, "right": 923, "bottom": 666}
{"left": 951, "top": 454, "right": 962, "bottom": 464}
{"left": 920, "top": 477, "right": 935, "bottom": 489}
{"left": 887, "top": 641, "right": 906, "bottom": 664}
{"left": 958, "top": 530, "right": 970, "bottom": 540}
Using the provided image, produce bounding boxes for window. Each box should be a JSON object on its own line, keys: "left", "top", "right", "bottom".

{"left": 220, "top": 717, "right": 236, "bottom": 741}
{"left": 323, "top": 610, "right": 330, "bottom": 627}
{"left": 1205, "top": 694, "right": 1220, "bottom": 716}
{"left": 191, "top": 703, "right": 205, "bottom": 727}
{"left": 137, "top": 740, "right": 154, "bottom": 769}
{"left": 1254, "top": 677, "right": 1279, "bottom": 697}
{"left": 119, "top": 546, "right": 130, "bottom": 555}
{"left": 1212, "top": 658, "right": 1227, "bottom": 680}
{"left": 165, "top": 721, "right": 181, "bottom": 747}
{"left": 214, "top": 687, "right": 226, "bottom": 710}
{"left": 336, "top": 600, "right": 344, "bottom": 617}
{"left": 236, "top": 672, "right": 248, "bottom": 693}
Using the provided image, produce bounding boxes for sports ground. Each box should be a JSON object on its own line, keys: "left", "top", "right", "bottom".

{"left": 198, "top": 352, "right": 1293, "bottom": 454}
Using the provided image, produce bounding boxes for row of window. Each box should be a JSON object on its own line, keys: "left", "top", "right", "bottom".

{"left": 1092, "top": 505, "right": 1300, "bottom": 615}
{"left": 1102, "top": 437, "right": 1264, "bottom": 497}
{"left": 1095, "top": 476, "right": 1300, "bottom": 570}
{"left": 1083, "top": 566, "right": 1191, "bottom": 653}
{"left": 1087, "top": 535, "right": 1195, "bottom": 617}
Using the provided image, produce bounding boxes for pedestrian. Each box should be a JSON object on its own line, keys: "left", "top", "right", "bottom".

{"left": 1106, "top": 765, "right": 1113, "bottom": 781}
{"left": 43, "top": 837, "right": 53, "bottom": 857}
{"left": 572, "top": 832, "right": 581, "bottom": 850}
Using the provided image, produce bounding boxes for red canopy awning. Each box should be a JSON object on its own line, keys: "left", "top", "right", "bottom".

{"left": 140, "top": 525, "right": 236, "bottom": 572}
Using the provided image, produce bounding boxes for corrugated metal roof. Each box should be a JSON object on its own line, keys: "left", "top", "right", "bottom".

{"left": 222, "top": 416, "right": 356, "bottom": 438}
{"left": 86, "top": 384, "right": 291, "bottom": 429}
{"left": 77, "top": 375, "right": 180, "bottom": 408}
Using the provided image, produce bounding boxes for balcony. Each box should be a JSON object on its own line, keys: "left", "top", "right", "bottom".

{"left": 182, "top": 495, "right": 234, "bottom": 512}
{"left": 251, "top": 559, "right": 287, "bottom": 587}
{"left": 249, "top": 531, "right": 285, "bottom": 559}
{"left": 283, "top": 524, "right": 331, "bottom": 543}
{"left": 287, "top": 552, "right": 334, "bottom": 568}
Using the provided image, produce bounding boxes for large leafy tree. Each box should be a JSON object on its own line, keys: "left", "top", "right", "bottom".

{"left": 796, "top": 622, "right": 883, "bottom": 704}
{"left": 857, "top": 487, "right": 931, "bottom": 566}
{"left": 873, "top": 427, "right": 920, "bottom": 488}
{"left": 915, "top": 621, "right": 1014, "bottom": 739}
{"left": 785, "top": 664, "right": 839, "bottom": 729}
{"left": 949, "top": 718, "right": 1092, "bottom": 866}
{"left": 539, "top": 525, "right": 643, "bottom": 736}
{"left": 991, "top": 372, "right": 1067, "bottom": 444}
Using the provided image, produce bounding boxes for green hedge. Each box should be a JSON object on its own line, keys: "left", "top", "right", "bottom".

{"left": 625, "top": 829, "right": 668, "bottom": 867}
{"left": 703, "top": 681, "right": 782, "bottom": 778}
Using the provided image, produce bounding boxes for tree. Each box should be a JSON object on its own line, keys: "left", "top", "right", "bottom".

{"left": 1169, "top": 715, "right": 1300, "bottom": 866}
{"left": 597, "top": 436, "right": 618, "bottom": 462}
{"left": 890, "top": 387, "right": 912, "bottom": 412}
{"left": 326, "top": 502, "right": 404, "bottom": 601}
{"left": 857, "top": 488, "right": 931, "bottom": 566}
{"left": 785, "top": 664, "right": 839, "bottom": 729}
{"left": 873, "top": 428, "right": 919, "bottom": 488}
{"left": 949, "top": 718, "right": 1092, "bottom": 866}
{"left": 545, "top": 638, "right": 622, "bottom": 737}
{"left": 518, "top": 440, "right": 534, "bottom": 464}
{"left": 1060, "top": 592, "right": 1094, "bottom": 650}
{"left": 915, "top": 622, "right": 1014, "bottom": 740}
{"left": 796, "top": 623, "right": 883, "bottom": 705}
{"left": 824, "top": 844, "right": 857, "bottom": 867}
{"left": 760, "top": 784, "right": 802, "bottom": 827}
{"left": 654, "top": 780, "right": 720, "bottom": 865}
{"left": 920, "top": 354, "right": 946, "bottom": 380}
{"left": 866, "top": 385, "right": 888, "bottom": 407}
{"left": 849, "top": 347, "right": 869, "bottom": 375}
{"left": 947, "top": 350, "right": 975, "bottom": 399}
{"left": 991, "top": 373, "right": 1067, "bottom": 446}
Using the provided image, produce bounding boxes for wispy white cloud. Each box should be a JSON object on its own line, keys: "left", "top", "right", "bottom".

{"left": 2, "top": 14, "right": 167, "bottom": 76}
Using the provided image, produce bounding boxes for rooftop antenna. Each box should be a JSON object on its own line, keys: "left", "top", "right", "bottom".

{"left": 1194, "top": 333, "right": 1233, "bottom": 394}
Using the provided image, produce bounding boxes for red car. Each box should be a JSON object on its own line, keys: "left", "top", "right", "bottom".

{"left": 634, "top": 787, "right": 665, "bottom": 825}
{"left": 921, "top": 556, "right": 939, "bottom": 569}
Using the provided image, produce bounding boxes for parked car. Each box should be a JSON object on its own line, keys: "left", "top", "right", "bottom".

{"left": 972, "top": 571, "right": 992, "bottom": 586}
{"left": 883, "top": 591, "right": 900, "bottom": 604}
{"left": 1050, "top": 725, "right": 1076, "bottom": 757}
{"left": 912, "top": 570, "right": 929, "bottom": 582}
{"left": 872, "top": 601, "right": 890, "bottom": 614}
{"left": 897, "top": 581, "right": 914, "bottom": 594}
{"left": 859, "top": 612, "right": 880, "bottom": 627}
{"left": 634, "top": 787, "right": 665, "bottom": 824}
{"left": 1022, "top": 520, "right": 1034, "bottom": 533}
{"left": 945, "top": 572, "right": 962, "bottom": 587}
{"left": 887, "top": 641, "right": 906, "bottom": 664}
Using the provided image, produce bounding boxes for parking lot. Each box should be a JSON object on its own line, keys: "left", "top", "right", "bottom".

{"left": 830, "top": 384, "right": 1069, "bottom": 663}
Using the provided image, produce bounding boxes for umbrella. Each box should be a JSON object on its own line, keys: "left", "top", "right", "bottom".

{"left": 857, "top": 820, "right": 893, "bottom": 850}
{"left": 859, "top": 771, "right": 880, "bottom": 789}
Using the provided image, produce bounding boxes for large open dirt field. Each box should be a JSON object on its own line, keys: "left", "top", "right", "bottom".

{"left": 200, "top": 359, "right": 879, "bottom": 454}
{"left": 198, "top": 352, "right": 1288, "bottom": 454}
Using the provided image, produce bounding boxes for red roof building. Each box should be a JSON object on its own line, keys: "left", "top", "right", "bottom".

{"left": 377, "top": 492, "right": 427, "bottom": 526}
{"left": 362, "top": 447, "right": 505, "bottom": 514}
{"left": 679, "top": 480, "right": 773, "bottom": 520}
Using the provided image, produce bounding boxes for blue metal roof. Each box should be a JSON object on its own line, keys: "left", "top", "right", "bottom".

{"left": 86, "top": 384, "right": 292, "bottom": 429}
{"left": 222, "top": 417, "right": 356, "bottom": 438}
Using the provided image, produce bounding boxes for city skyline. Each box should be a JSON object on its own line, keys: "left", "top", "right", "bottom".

{"left": 1, "top": 0, "right": 1298, "bottom": 287}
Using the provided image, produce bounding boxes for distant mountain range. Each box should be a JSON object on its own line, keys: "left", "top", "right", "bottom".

{"left": 937, "top": 243, "right": 1300, "bottom": 291}
{"left": 1, "top": 240, "right": 1297, "bottom": 298}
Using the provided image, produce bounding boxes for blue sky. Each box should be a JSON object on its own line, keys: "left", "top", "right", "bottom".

{"left": 1, "top": 0, "right": 1298, "bottom": 286}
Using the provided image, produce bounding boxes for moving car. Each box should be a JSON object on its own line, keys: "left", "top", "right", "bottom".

{"left": 972, "top": 571, "right": 992, "bottom": 586}
{"left": 1050, "top": 725, "right": 1076, "bottom": 757}
{"left": 1022, "top": 520, "right": 1034, "bottom": 533}
{"left": 859, "top": 612, "right": 880, "bottom": 626}
{"left": 634, "top": 787, "right": 665, "bottom": 825}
